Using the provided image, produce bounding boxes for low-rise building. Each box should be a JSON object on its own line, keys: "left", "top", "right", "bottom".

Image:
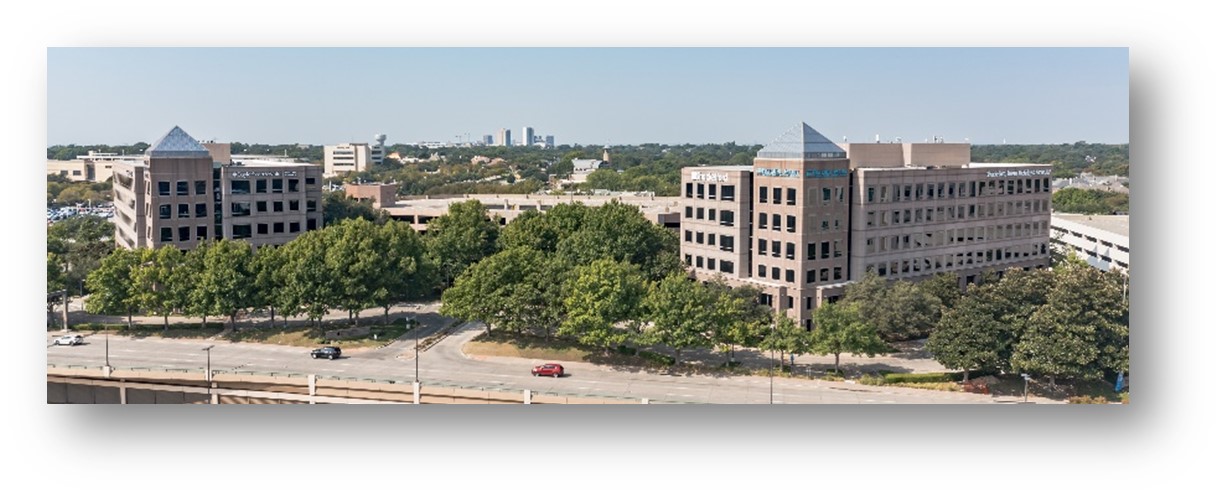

{"left": 1049, "top": 213, "right": 1129, "bottom": 273}
{"left": 382, "top": 193, "right": 681, "bottom": 233}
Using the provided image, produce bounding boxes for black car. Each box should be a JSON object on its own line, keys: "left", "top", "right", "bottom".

{"left": 311, "top": 346, "right": 342, "bottom": 360}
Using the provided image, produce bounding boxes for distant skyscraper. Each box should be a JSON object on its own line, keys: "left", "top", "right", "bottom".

{"left": 371, "top": 133, "right": 387, "bottom": 165}
{"left": 497, "top": 128, "right": 511, "bottom": 146}
{"left": 483, "top": 135, "right": 494, "bottom": 146}
{"left": 545, "top": 135, "right": 555, "bottom": 148}
{"left": 522, "top": 126, "right": 534, "bottom": 147}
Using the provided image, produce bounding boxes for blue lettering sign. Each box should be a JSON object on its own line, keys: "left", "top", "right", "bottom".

{"left": 805, "top": 169, "right": 848, "bottom": 178}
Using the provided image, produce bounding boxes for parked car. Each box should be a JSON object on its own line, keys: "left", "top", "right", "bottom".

{"left": 311, "top": 346, "right": 342, "bottom": 360}
{"left": 54, "top": 334, "right": 84, "bottom": 346}
{"left": 531, "top": 363, "right": 565, "bottom": 378}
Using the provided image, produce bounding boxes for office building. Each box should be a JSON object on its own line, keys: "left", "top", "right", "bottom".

{"left": 111, "top": 126, "right": 322, "bottom": 250}
{"left": 371, "top": 134, "right": 387, "bottom": 165}
{"left": 383, "top": 193, "right": 680, "bottom": 233}
{"left": 1050, "top": 213, "right": 1129, "bottom": 273}
{"left": 522, "top": 126, "right": 534, "bottom": 147}
{"left": 323, "top": 143, "right": 372, "bottom": 177}
{"left": 497, "top": 128, "right": 512, "bottom": 147}
{"left": 483, "top": 135, "right": 494, "bottom": 146}
{"left": 680, "top": 122, "right": 1053, "bottom": 328}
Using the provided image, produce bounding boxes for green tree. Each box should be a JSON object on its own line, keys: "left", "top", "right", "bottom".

{"left": 1011, "top": 260, "right": 1129, "bottom": 386}
{"left": 425, "top": 199, "right": 501, "bottom": 289}
{"left": 192, "top": 240, "right": 256, "bottom": 330}
{"left": 844, "top": 273, "right": 942, "bottom": 341}
{"left": 131, "top": 246, "right": 191, "bottom": 330}
{"left": 809, "top": 302, "right": 887, "bottom": 373}
{"left": 278, "top": 229, "right": 335, "bottom": 325}
{"left": 709, "top": 280, "right": 771, "bottom": 364}
{"left": 47, "top": 216, "right": 114, "bottom": 298}
{"left": 559, "top": 258, "right": 648, "bottom": 348}
{"left": 325, "top": 218, "right": 384, "bottom": 324}
{"left": 760, "top": 312, "right": 809, "bottom": 370}
{"left": 927, "top": 287, "right": 1012, "bottom": 382}
{"left": 84, "top": 248, "right": 142, "bottom": 328}
{"left": 556, "top": 200, "right": 682, "bottom": 281}
{"left": 919, "top": 272, "right": 963, "bottom": 311}
{"left": 440, "top": 247, "right": 553, "bottom": 335}
{"left": 374, "top": 220, "right": 435, "bottom": 323}
{"left": 250, "top": 244, "right": 289, "bottom": 327}
{"left": 643, "top": 273, "right": 715, "bottom": 365}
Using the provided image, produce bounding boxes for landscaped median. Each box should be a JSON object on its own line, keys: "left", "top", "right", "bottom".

{"left": 70, "top": 318, "right": 421, "bottom": 349}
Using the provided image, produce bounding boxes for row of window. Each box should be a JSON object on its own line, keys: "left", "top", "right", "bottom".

{"left": 683, "top": 231, "right": 736, "bottom": 252}
{"left": 752, "top": 264, "right": 844, "bottom": 284}
{"left": 755, "top": 186, "right": 848, "bottom": 206}
{"left": 868, "top": 244, "right": 1049, "bottom": 277}
{"left": 230, "top": 200, "right": 316, "bottom": 216}
{"left": 153, "top": 180, "right": 208, "bottom": 197}
{"left": 864, "top": 177, "right": 1050, "bottom": 204}
{"left": 756, "top": 239, "right": 843, "bottom": 261}
{"left": 158, "top": 226, "right": 209, "bottom": 242}
{"left": 683, "top": 207, "right": 736, "bottom": 226}
{"left": 864, "top": 200, "right": 1048, "bottom": 228}
{"left": 684, "top": 254, "right": 735, "bottom": 274}
{"left": 1051, "top": 227, "right": 1130, "bottom": 253}
{"left": 864, "top": 222, "right": 1049, "bottom": 254}
{"left": 684, "top": 183, "right": 737, "bottom": 201}
{"left": 230, "top": 178, "right": 306, "bottom": 195}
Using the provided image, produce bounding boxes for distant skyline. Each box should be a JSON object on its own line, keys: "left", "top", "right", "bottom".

{"left": 48, "top": 48, "right": 1128, "bottom": 147}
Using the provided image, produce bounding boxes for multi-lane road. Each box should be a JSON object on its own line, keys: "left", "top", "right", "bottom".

{"left": 46, "top": 317, "right": 1048, "bottom": 404}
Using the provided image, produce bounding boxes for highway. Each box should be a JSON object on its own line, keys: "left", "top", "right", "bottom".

{"left": 46, "top": 317, "right": 1045, "bottom": 404}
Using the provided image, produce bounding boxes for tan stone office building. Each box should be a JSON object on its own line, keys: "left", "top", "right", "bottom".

{"left": 112, "top": 126, "right": 323, "bottom": 250}
{"left": 681, "top": 123, "right": 1052, "bottom": 329}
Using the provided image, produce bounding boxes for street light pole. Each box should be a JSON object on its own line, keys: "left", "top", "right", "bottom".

{"left": 1021, "top": 373, "right": 1031, "bottom": 403}
{"left": 105, "top": 331, "right": 110, "bottom": 368}
{"left": 202, "top": 345, "right": 215, "bottom": 401}
{"left": 412, "top": 321, "right": 419, "bottom": 384}
{"left": 769, "top": 350, "right": 774, "bottom": 405}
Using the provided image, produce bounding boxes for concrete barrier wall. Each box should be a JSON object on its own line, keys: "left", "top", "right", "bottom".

{"left": 46, "top": 369, "right": 646, "bottom": 404}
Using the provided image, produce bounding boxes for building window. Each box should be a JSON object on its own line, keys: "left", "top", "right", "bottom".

{"left": 820, "top": 268, "right": 829, "bottom": 282}
{"left": 178, "top": 204, "right": 190, "bottom": 218}
{"left": 720, "top": 210, "right": 734, "bottom": 226}
{"left": 786, "top": 215, "right": 796, "bottom": 233}
{"left": 274, "top": 222, "right": 285, "bottom": 234}
{"left": 696, "top": 184, "right": 705, "bottom": 198}
{"left": 160, "top": 227, "right": 173, "bottom": 242}
{"left": 232, "top": 202, "right": 251, "bottom": 217}
{"left": 821, "top": 241, "right": 830, "bottom": 259}
{"left": 176, "top": 181, "right": 189, "bottom": 196}
{"left": 290, "top": 222, "right": 301, "bottom": 233}
{"left": 822, "top": 188, "right": 831, "bottom": 202}
{"left": 273, "top": 201, "right": 284, "bottom": 212}
{"left": 785, "top": 269, "right": 794, "bottom": 283}
{"left": 759, "top": 186, "right": 767, "bottom": 203}
{"left": 785, "top": 242, "right": 795, "bottom": 260}
{"left": 771, "top": 241, "right": 781, "bottom": 257}
{"left": 806, "top": 269, "right": 816, "bottom": 283}
{"left": 772, "top": 214, "right": 781, "bottom": 231}
{"left": 758, "top": 239, "right": 767, "bottom": 256}
{"left": 290, "top": 200, "right": 300, "bottom": 211}
{"left": 706, "top": 258, "right": 715, "bottom": 270}
{"left": 195, "top": 180, "right": 207, "bottom": 195}
{"left": 684, "top": 254, "right": 692, "bottom": 266}
{"left": 758, "top": 212, "right": 767, "bottom": 228}
{"left": 771, "top": 267, "right": 780, "bottom": 280}
{"left": 684, "top": 230, "right": 692, "bottom": 242}
{"left": 195, "top": 203, "right": 207, "bottom": 218}
{"left": 230, "top": 180, "right": 250, "bottom": 195}
{"left": 307, "top": 218, "right": 318, "bottom": 231}
{"left": 256, "top": 201, "right": 267, "bottom": 212}
{"left": 786, "top": 188, "right": 796, "bottom": 205}
{"left": 757, "top": 265, "right": 766, "bottom": 277}
{"left": 696, "top": 207, "right": 705, "bottom": 220}
{"left": 721, "top": 185, "right": 734, "bottom": 201}
{"left": 807, "top": 243, "right": 816, "bottom": 260}
{"left": 307, "top": 200, "right": 317, "bottom": 213}
{"left": 685, "top": 206, "right": 692, "bottom": 218}
{"left": 257, "top": 223, "right": 269, "bottom": 235}
{"left": 719, "top": 260, "right": 733, "bottom": 273}
{"left": 178, "top": 226, "right": 190, "bottom": 241}
{"left": 685, "top": 183, "right": 693, "bottom": 198}
{"left": 696, "top": 232, "right": 705, "bottom": 244}
{"left": 159, "top": 204, "right": 171, "bottom": 219}
{"left": 256, "top": 179, "right": 268, "bottom": 193}
{"left": 233, "top": 224, "right": 252, "bottom": 239}
{"left": 158, "top": 181, "right": 171, "bottom": 196}
{"left": 289, "top": 179, "right": 300, "bottom": 192}
{"left": 772, "top": 187, "right": 781, "bottom": 205}
{"left": 272, "top": 179, "right": 284, "bottom": 193}
{"left": 833, "top": 267, "right": 843, "bottom": 280}
{"left": 719, "top": 235, "right": 734, "bottom": 252}
{"left": 196, "top": 226, "right": 208, "bottom": 240}
{"left": 306, "top": 177, "right": 317, "bottom": 185}
{"left": 867, "top": 187, "right": 875, "bottom": 203}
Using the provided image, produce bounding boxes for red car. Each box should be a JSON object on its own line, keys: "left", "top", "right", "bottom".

{"left": 532, "top": 363, "right": 565, "bottom": 378}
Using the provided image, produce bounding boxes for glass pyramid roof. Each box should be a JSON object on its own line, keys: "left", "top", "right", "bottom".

{"left": 757, "top": 122, "right": 846, "bottom": 159}
{"left": 145, "top": 126, "right": 211, "bottom": 158}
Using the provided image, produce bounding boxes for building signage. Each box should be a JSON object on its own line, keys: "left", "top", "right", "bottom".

{"left": 985, "top": 169, "right": 1052, "bottom": 178}
{"left": 805, "top": 169, "right": 849, "bottom": 178}
{"left": 230, "top": 170, "right": 298, "bottom": 178}
{"left": 691, "top": 171, "right": 729, "bottom": 182}
{"left": 755, "top": 168, "right": 849, "bottom": 178}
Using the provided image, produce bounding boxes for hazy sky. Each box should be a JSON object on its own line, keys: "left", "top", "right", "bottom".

{"left": 47, "top": 48, "right": 1128, "bottom": 147}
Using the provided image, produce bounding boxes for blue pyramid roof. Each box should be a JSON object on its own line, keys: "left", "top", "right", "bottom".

{"left": 757, "top": 122, "right": 846, "bottom": 159}
{"left": 145, "top": 126, "right": 211, "bottom": 158}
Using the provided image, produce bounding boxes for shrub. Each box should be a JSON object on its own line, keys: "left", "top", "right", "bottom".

{"left": 1120, "top": 392, "right": 1129, "bottom": 404}
{"left": 638, "top": 351, "right": 675, "bottom": 366}
{"left": 883, "top": 372, "right": 960, "bottom": 384}
{"left": 1068, "top": 395, "right": 1109, "bottom": 404}
{"left": 615, "top": 345, "right": 637, "bottom": 356}
{"left": 858, "top": 373, "right": 886, "bottom": 386}
{"left": 821, "top": 372, "right": 845, "bottom": 382}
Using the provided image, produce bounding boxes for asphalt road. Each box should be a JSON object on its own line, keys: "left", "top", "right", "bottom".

{"left": 46, "top": 320, "right": 1047, "bottom": 404}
